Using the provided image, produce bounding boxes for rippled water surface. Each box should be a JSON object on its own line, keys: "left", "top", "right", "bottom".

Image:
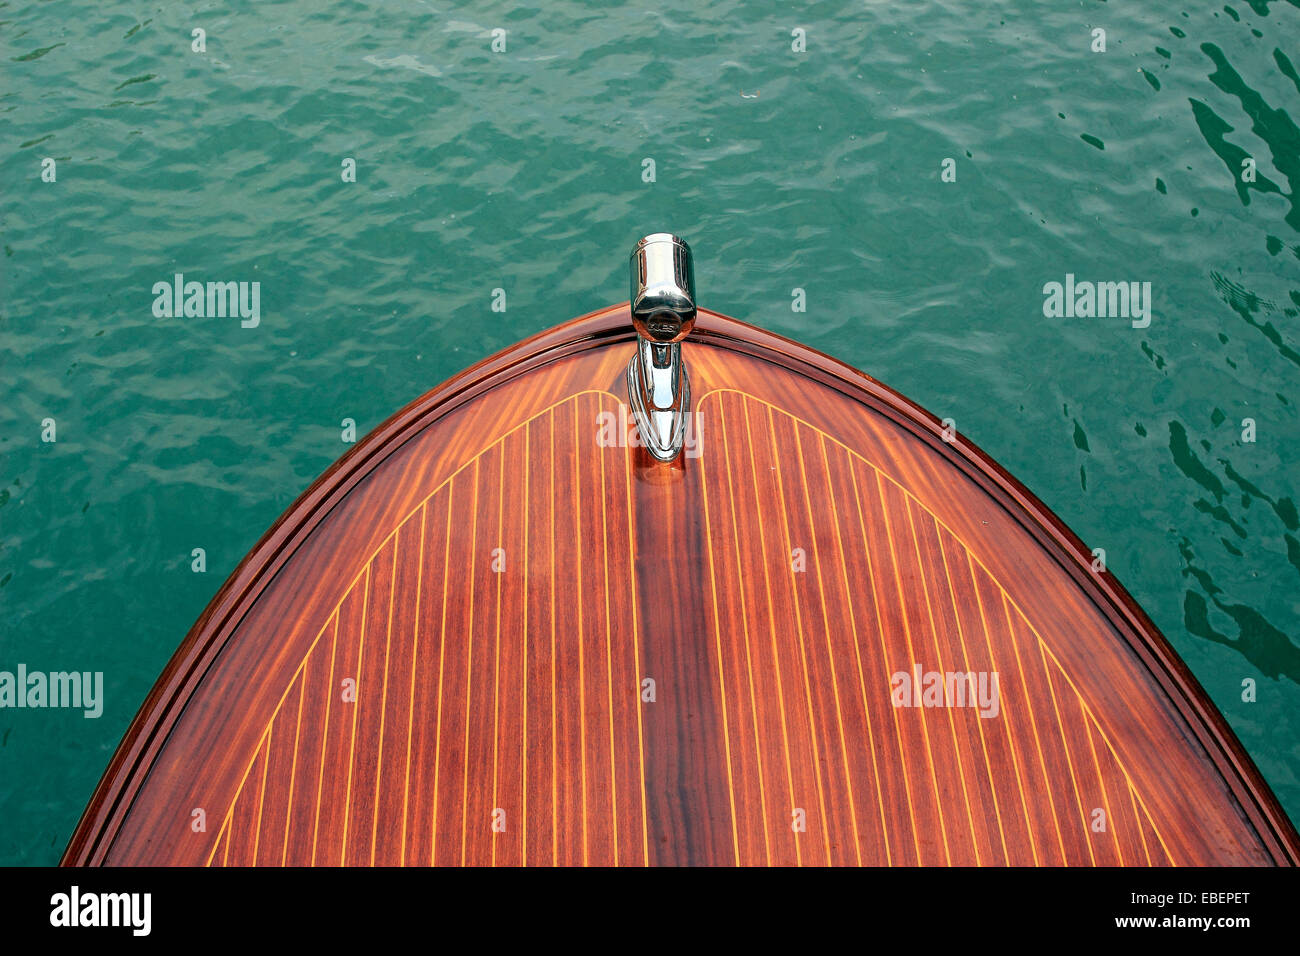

{"left": 2, "top": 1, "right": 1299, "bottom": 863}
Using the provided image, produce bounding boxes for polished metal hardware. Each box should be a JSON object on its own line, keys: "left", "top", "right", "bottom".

{"left": 627, "top": 233, "right": 695, "bottom": 462}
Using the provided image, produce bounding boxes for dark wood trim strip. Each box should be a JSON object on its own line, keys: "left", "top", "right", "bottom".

{"left": 630, "top": 448, "right": 735, "bottom": 865}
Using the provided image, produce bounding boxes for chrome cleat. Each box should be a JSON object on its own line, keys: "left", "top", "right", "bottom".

{"left": 627, "top": 233, "right": 696, "bottom": 462}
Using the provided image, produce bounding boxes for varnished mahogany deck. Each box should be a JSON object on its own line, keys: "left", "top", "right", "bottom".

{"left": 64, "top": 306, "right": 1300, "bottom": 866}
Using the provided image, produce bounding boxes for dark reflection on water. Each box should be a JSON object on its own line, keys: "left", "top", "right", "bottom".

{"left": 1168, "top": 9, "right": 1300, "bottom": 809}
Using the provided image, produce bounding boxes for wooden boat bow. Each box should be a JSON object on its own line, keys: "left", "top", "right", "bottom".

{"left": 63, "top": 258, "right": 1300, "bottom": 866}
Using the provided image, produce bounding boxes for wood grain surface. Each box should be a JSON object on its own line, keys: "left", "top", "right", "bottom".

{"left": 63, "top": 305, "right": 1300, "bottom": 866}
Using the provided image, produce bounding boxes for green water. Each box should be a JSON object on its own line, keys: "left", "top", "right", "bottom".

{"left": 3, "top": 1, "right": 1299, "bottom": 865}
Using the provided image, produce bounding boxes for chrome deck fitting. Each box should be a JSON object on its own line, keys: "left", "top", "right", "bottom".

{"left": 627, "top": 233, "right": 696, "bottom": 462}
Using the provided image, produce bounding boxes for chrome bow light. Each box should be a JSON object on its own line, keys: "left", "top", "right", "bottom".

{"left": 627, "top": 233, "right": 696, "bottom": 462}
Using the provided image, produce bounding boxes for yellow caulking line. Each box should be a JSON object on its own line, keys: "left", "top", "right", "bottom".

{"left": 847, "top": 454, "right": 920, "bottom": 867}
{"left": 200, "top": 381, "right": 1197, "bottom": 869}
{"left": 549, "top": 410, "right": 559, "bottom": 867}
{"left": 1081, "top": 704, "right": 1126, "bottom": 866}
{"left": 400, "top": 503, "right": 428, "bottom": 866}
{"left": 874, "top": 469, "right": 952, "bottom": 866}
{"left": 788, "top": 378, "right": 1178, "bottom": 866}
{"left": 743, "top": 403, "right": 800, "bottom": 868}
{"left": 281, "top": 666, "right": 307, "bottom": 866}
{"left": 793, "top": 422, "right": 863, "bottom": 865}
{"left": 1034, "top": 639, "right": 1180, "bottom": 868}
{"left": 339, "top": 563, "right": 372, "bottom": 865}
{"left": 429, "top": 482, "right": 455, "bottom": 866}
{"left": 522, "top": 423, "right": 530, "bottom": 868}
{"left": 218, "top": 398, "right": 556, "bottom": 869}
{"left": 206, "top": 734, "right": 253, "bottom": 866}
{"left": 1127, "top": 777, "right": 1154, "bottom": 865}
{"left": 241, "top": 392, "right": 621, "bottom": 853}
{"left": 572, "top": 399, "right": 589, "bottom": 867}
{"left": 214, "top": 583, "right": 358, "bottom": 867}
{"left": 251, "top": 718, "right": 273, "bottom": 865}
{"left": 713, "top": 387, "right": 1185, "bottom": 867}
{"left": 310, "top": 613, "right": 340, "bottom": 867}
{"left": 459, "top": 459, "right": 481, "bottom": 867}
{"left": 212, "top": 720, "right": 272, "bottom": 866}
{"left": 490, "top": 445, "right": 505, "bottom": 868}
{"left": 207, "top": 816, "right": 229, "bottom": 868}
{"left": 624, "top": 412, "right": 651, "bottom": 868}
{"left": 953, "top": 508, "right": 1175, "bottom": 863}
{"left": 733, "top": 400, "right": 800, "bottom": 863}
{"left": 964, "top": 550, "right": 1038, "bottom": 865}
{"left": 934, "top": 520, "right": 1010, "bottom": 865}
{"left": 212, "top": 392, "right": 616, "bottom": 869}
{"left": 770, "top": 416, "right": 833, "bottom": 866}
{"left": 905, "top": 499, "right": 981, "bottom": 865}
{"left": 596, "top": 398, "right": 620, "bottom": 866}
{"left": 999, "top": 590, "right": 1069, "bottom": 864}
{"left": 369, "top": 524, "right": 401, "bottom": 865}
{"left": 723, "top": 397, "right": 772, "bottom": 865}
{"left": 699, "top": 393, "right": 743, "bottom": 866}
{"left": 1037, "top": 636, "right": 1097, "bottom": 866}
{"left": 1037, "top": 640, "right": 1178, "bottom": 866}
{"left": 818, "top": 433, "right": 891, "bottom": 866}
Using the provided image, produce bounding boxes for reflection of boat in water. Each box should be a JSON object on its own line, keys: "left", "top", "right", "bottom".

{"left": 65, "top": 235, "right": 1299, "bottom": 866}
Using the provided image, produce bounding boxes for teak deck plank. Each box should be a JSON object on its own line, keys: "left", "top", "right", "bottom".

{"left": 63, "top": 306, "right": 1300, "bottom": 866}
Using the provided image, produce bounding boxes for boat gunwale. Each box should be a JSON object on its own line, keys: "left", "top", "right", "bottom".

{"left": 62, "top": 305, "right": 1300, "bottom": 866}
